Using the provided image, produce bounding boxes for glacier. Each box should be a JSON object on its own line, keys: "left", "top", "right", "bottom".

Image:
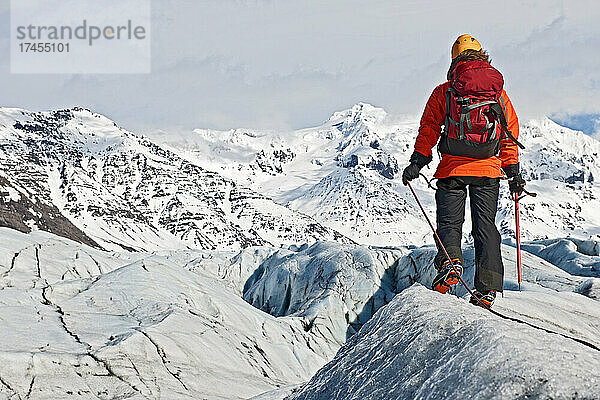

{"left": 0, "top": 103, "right": 598, "bottom": 399}
{"left": 283, "top": 285, "right": 600, "bottom": 400}
{"left": 0, "top": 229, "right": 334, "bottom": 399}
{"left": 1, "top": 227, "right": 599, "bottom": 399}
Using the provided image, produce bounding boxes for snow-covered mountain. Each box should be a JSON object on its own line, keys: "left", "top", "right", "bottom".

{"left": 156, "top": 104, "right": 432, "bottom": 247}
{"left": 0, "top": 108, "right": 349, "bottom": 252}
{"left": 499, "top": 118, "right": 600, "bottom": 240}
{"left": 156, "top": 103, "right": 600, "bottom": 248}
{"left": 1, "top": 104, "right": 596, "bottom": 253}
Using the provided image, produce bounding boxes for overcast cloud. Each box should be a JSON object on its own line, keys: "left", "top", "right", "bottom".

{"left": 0, "top": 0, "right": 599, "bottom": 134}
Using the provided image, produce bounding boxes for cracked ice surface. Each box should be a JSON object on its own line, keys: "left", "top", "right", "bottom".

{"left": 249, "top": 243, "right": 600, "bottom": 400}
{"left": 287, "top": 285, "right": 600, "bottom": 400}
{"left": 520, "top": 238, "right": 600, "bottom": 278}
{"left": 0, "top": 229, "right": 336, "bottom": 399}
{"left": 2, "top": 227, "right": 600, "bottom": 399}
{"left": 241, "top": 241, "right": 598, "bottom": 351}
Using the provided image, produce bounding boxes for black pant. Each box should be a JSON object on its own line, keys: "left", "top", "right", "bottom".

{"left": 434, "top": 176, "right": 503, "bottom": 292}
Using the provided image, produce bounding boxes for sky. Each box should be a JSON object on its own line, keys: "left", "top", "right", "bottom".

{"left": 0, "top": 0, "right": 600, "bottom": 136}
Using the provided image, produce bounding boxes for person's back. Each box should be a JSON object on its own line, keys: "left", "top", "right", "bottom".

{"left": 402, "top": 34, "right": 527, "bottom": 308}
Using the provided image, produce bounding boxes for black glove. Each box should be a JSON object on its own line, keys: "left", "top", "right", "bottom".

{"left": 509, "top": 174, "right": 526, "bottom": 195}
{"left": 402, "top": 152, "right": 432, "bottom": 185}
{"left": 402, "top": 163, "right": 421, "bottom": 185}
{"left": 503, "top": 163, "right": 526, "bottom": 195}
{"left": 503, "top": 163, "right": 520, "bottom": 179}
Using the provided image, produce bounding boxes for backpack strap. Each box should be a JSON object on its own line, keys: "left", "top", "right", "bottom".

{"left": 459, "top": 110, "right": 466, "bottom": 140}
{"left": 491, "top": 98, "right": 525, "bottom": 150}
{"left": 443, "top": 87, "right": 452, "bottom": 136}
{"left": 483, "top": 114, "right": 497, "bottom": 140}
{"left": 445, "top": 86, "right": 469, "bottom": 140}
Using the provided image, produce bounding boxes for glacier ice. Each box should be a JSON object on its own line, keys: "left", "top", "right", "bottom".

{"left": 287, "top": 285, "right": 600, "bottom": 400}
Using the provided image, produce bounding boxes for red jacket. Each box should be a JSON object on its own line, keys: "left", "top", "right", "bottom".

{"left": 414, "top": 81, "right": 519, "bottom": 178}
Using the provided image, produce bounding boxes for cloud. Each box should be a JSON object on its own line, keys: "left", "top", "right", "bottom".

{"left": 0, "top": 0, "right": 599, "bottom": 133}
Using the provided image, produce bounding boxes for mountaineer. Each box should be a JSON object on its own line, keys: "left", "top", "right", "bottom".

{"left": 402, "top": 34, "right": 526, "bottom": 308}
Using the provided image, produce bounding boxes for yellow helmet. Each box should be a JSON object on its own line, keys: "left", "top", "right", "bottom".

{"left": 451, "top": 34, "right": 482, "bottom": 59}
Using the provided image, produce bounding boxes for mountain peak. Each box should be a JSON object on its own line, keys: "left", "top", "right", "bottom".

{"left": 0, "top": 107, "right": 132, "bottom": 154}
{"left": 327, "top": 104, "right": 390, "bottom": 157}
{"left": 327, "top": 103, "right": 387, "bottom": 127}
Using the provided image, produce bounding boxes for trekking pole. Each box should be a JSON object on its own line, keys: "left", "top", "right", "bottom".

{"left": 406, "top": 181, "right": 454, "bottom": 267}
{"left": 406, "top": 180, "right": 489, "bottom": 308}
{"left": 512, "top": 188, "right": 536, "bottom": 291}
{"left": 514, "top": 192, "right": 522, "bottom": 291}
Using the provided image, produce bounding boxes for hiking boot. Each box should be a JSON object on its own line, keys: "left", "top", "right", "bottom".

{"left": 432, "top": 258, "right": 463, "bottom": 294}
{"left": 470, "top": 290, "right": 496, "bottom": 309}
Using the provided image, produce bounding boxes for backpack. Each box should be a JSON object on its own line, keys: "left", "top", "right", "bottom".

{"left": 439, "top": 60, "right": 524, "bottom": 159}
